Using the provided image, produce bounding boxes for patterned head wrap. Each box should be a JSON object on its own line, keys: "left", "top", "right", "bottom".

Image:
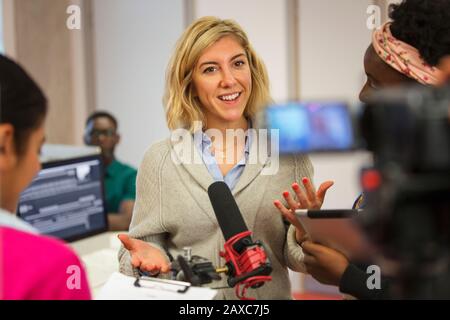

{"left": 372, "top": 22, "right": 443, "bottom": 85}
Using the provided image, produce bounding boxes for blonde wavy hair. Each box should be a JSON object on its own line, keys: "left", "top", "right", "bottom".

{"left": 163, "top": 16, "right": 271, "bottom": 131}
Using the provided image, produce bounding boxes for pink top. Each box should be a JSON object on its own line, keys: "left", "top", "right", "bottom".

{"left": 0, "top": 226, "right": 92, "bottom": 300}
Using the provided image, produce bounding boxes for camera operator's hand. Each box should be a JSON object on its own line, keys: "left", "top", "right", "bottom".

{"left": 301, "top": 241, "right": 349, "bottom": 287}
{"left": 118, "top": 234, "right": 171, "bottom": 275}
{"left": 273, "top": 178, "right": 334, "bottom": 243}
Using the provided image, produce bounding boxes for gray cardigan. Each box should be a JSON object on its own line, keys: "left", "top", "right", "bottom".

{"left": 118, "top": 129, "right": 314, "bottom": 299}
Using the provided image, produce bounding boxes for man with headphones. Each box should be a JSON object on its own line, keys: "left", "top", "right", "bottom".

{"left": 84, "top": 111, "right": 137, "bottom": 231}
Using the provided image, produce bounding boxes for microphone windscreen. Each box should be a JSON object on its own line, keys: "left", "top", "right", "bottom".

{"left": 208, "top": 181, "right": 250, "bottom": 251}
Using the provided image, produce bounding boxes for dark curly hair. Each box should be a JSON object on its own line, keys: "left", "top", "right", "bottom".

{"left": 0, "top": 55, "right": 47, "bottom": 155}
{"left": 389, "top": 0, "right": 450, "bottom": 66}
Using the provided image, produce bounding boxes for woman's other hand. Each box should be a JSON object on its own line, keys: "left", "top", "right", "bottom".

{"left": 273, "top": 178, "right": 334, "bottom": 243}
{"left": 118, "top": 234, "right": 171, "bottom": 275}
{"left": 290, "top": 177, "right": 334, "bottom": 210}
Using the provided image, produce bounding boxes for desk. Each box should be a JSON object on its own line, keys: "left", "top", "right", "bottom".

{"left": 70, "top": 231, "right": 123, "bottom": 298}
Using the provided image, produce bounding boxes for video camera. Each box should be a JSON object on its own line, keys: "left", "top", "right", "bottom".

{"left": 263, "top": 84, "right": 450, "bottom": 298}
{"left": 357, "top": 85, "right": 450, "bottom": 299}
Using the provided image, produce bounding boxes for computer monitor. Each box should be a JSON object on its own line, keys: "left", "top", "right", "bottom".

{"left": 17, "top": 154, "right": 108, "bottom": 242}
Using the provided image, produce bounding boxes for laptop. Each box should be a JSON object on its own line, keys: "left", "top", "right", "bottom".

{"left": 17, "top": 154, "right": 108, "bottom": 242}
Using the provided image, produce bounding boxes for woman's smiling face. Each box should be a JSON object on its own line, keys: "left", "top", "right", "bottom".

{"left": 192, "top": 35, "right": 252, "bottom": 128}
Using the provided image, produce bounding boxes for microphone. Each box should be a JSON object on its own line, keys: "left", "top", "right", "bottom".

{"left": 207, "top": 181, "right": 272, "bottom": 300}
{"left": 207, "top": 180, "right": 252, "bottom": 253}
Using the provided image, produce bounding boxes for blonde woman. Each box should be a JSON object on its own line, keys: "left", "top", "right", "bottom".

{"left": 118, "top": 16, "right": 332, "bottom": 299}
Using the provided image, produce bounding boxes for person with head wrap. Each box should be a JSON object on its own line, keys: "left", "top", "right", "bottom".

{"left": 273, "top": 0, "right": 450, "bottom": 299}
{"left": 371, "top": 22, "right": 443, "bottom": 86}
{"left": 0, "top": 54, "right": 91, "bottom": 300}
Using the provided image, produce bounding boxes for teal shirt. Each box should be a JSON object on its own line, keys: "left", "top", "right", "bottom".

{"left": 104, "top": 159, "right": 137, "bottom": 213}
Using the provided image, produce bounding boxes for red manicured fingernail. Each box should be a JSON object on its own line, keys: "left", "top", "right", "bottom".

{"left": 283, "top": 191, "right": 289, "bottom": 197}
{"left": 273, "top": 200, "right": 281, "bottom": 207}
{"left": 302, "top": 177, "right": 309, "bottom": 184}
{"left": 292, "top": 183, "right": 299, "bottom": 190}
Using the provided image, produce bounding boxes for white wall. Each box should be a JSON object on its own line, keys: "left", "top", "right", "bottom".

{"left": 93, "top": 0, "right": 184, "bottom": 168}
{"left": 2, "top": 0, "right": 16, "bottom": 57}
{"left": 298, "top": 0, "right": 374, "bottom": 210}
{"left": 298, "top": 0, "right": 372, "bottom": 103}
{"left": 0, "top": 0, "right": 4, "bottom": 53}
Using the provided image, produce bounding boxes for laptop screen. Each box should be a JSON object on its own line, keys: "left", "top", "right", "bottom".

{"left": 17, "top": 154, "right": 108, "bottom": 242}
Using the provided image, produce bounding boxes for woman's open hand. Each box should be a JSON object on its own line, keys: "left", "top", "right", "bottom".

{"left": 118, "top": 234, "right": 171, "bottom": 275}
{"left": 273, "top": 177, "right": 334, "bottom": 243}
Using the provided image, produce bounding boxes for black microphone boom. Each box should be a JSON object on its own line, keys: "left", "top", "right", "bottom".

{"left": 207, "top": 181, "right": 252, "bottom": 253}
{"left": 207, "top": 181, "right": 272, "bottom": 299}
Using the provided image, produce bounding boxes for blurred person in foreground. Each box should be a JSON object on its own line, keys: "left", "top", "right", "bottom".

{"left": 0, "top": 54, "right": 91, "bottom": 300}
{"left": 273, "top": 0, "right": 450, "bottom": 299}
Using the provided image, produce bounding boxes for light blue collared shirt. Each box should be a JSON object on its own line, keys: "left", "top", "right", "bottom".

{"left": 0, "top": 208, "right": 38, "bottom": 234}
{"left": 194, "top": 127, "right": 252, "bottom": 191}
